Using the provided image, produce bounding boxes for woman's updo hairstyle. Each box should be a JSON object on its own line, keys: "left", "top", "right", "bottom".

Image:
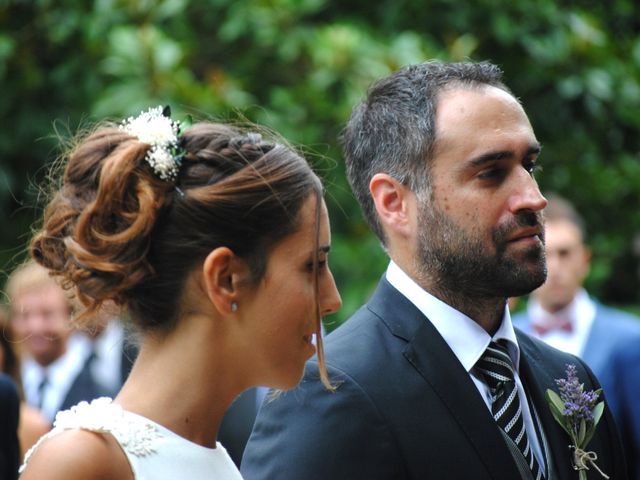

{"left": 31, "top": 113, "right": 323, "bottom": 334}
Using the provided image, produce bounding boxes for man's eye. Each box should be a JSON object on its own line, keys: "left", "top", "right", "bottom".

{"left": 525, "top": 161, "right": 542, "bottom": 176}
{"left": 478, "top": 168, "right": 504, "bottom": 180}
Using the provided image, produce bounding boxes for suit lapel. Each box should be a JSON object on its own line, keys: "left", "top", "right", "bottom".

{"left": 368, "top": 279, "right": 524, "bottom": 479}
{"left": 404, "top": 319, "right": 525, "bottom": 479}
{"left": 517, "top": 333, "right": 575, "bottom": 480}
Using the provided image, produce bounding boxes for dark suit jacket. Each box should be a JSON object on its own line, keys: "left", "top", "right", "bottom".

{"left": 119, "top": 339, "right": 138, "bottom": 390}
{"left": 514, "top": 301, "right": 640, "bottom": 479}
{"left": 58, "top": 357, "right": 112, "bottom": 413}
{"left": 219, "top": 388, "right": 261, "bottom": 467}
{"left": 241, "top": 278, "right": 627, "bottom": 479}
{"left": 0, "top": 373, "right": 20, "bottom": 480}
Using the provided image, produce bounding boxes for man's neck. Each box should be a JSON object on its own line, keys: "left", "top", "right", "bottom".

{"left": 537, "top": 298, "right": 575, "bottom": 315}
{"left": 395, "top": 258, "right": 507, "bottom": 334}
{"left": 425, "top": 284, "right": 507, "bottom": 335}
{"left": 36, "top": 348, "right": 67, "bottom": 369}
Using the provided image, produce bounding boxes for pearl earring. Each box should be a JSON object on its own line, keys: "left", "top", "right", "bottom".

{"left": 231, "top": 302, "right": 238, "bottom": 312}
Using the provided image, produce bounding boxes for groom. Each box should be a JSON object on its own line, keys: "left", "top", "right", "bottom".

{"left": 241, "top": 61, "right": 628, "bottom": 479}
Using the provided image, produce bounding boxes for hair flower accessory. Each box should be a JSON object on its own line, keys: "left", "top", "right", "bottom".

{"left": 546, "top": 364, "right": 609, "bottom": 479}
{"left": 120, "top": 105, "right": 191, "bottom": 181}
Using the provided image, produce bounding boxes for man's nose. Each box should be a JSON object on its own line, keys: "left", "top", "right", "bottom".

{"left": 508, "top": 171, "right": 547, "bottom": 214}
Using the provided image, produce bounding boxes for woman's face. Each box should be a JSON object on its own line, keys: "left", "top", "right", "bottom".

{"left": 240, "top": 194, "right": 341, "bottom": 390}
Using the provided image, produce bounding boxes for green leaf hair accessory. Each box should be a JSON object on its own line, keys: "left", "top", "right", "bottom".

{"left": 546, "top": 364, "right": 609, "bottom": 480}
{"left": 120, "top": 105, "right": 189, "bottom": 182}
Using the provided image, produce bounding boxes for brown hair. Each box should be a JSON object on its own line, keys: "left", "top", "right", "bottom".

{"left": 542, "top": 193, "right": 587, "bottom": 242}
{"left": 31, "top": 117, "right": 332, "bottom": 386}
{"left": 4, "top": 260, "right": 69, "bottom": 308}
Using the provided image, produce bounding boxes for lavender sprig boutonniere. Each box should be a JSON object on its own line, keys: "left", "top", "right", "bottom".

{"left": 545, "top": 364, "right": 609, "bottom": 479}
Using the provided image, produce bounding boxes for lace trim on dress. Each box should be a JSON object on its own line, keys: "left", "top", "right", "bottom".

{"left": 20, "top": 397, "right": 162, "bottom": 473}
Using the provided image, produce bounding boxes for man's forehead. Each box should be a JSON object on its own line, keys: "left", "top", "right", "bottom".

{"left": 432, "top": 85, "right": 535, "bottom": 160}
{"left": 544, "top": 220, "right": 584, "bottom": 245}
{"left": 436, "top": 84, "right": 521, "bottom": 116}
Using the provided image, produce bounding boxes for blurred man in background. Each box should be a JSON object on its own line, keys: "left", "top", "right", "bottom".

{"left": 5, "top": 261, "right": 110, "bottom": 423}
{"left": 513, "top": 193, "right": 640, "bottom": 479}
{"left": 70, "top": 300, "right": 137, "bottom": 399}
{"left": 0, "top": 308, "right": 51, "bottom": 460}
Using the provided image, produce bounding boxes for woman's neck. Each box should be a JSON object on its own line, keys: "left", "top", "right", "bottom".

{"left": 114, "top": 313, "right": 247, "bottom": 448}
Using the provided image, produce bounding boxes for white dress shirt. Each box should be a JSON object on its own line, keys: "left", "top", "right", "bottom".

{"left": 526, "top": 289, "right": 595, "bottom": 356}
{"left": 386, "top": 260, "right": 546, "bottom": 472}
{"left": 22, "top": 336, "right": 90, "bottom": 422}
{"left": 72, "top": 320, "right": 128, "bottom": 395}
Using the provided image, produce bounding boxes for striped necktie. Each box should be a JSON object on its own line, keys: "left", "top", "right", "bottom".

{"left": 476, "top": 341, "right": 544, "bottom": 480}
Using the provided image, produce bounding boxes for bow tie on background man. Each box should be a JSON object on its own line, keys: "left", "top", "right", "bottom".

{"left": 532, "top": 316, "right": 574, "bottom": 336}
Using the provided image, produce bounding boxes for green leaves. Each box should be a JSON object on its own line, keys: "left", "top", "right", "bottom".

{"left": 546, "top": 389, "right": 573, "bottom": 437}
{"left": 585, "top": 401, "right": 605, "bottom": 447}
{"left": 2, "top": 0, "right": 640, "bottom": 321}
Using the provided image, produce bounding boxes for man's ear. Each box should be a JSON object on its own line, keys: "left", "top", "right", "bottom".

{"left": 201, "top": 247, "right": 245, "bottom": 315}
{"left": 579, "top": 245, "right": 592, "bottom": 281}
{"left": 369, "top": 173, "right": 414, "bottom": 239}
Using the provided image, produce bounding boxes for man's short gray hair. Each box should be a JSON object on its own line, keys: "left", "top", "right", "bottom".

{"left": 341, "top": 60, "right": 511, "bottom": 244}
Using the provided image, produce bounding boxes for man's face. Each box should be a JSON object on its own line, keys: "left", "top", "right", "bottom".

{"left": 11, "top": 284, "right": 71, "bottom": 367}
{"left": 415, "top": 86, "right": 547, "bottom": 299}
{"left": 531, "top": 220, "right": 590, "bottom": 311}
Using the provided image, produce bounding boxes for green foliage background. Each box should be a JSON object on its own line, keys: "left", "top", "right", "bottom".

{"left": 1, "top": 0, "right": 639, "bottom": 327}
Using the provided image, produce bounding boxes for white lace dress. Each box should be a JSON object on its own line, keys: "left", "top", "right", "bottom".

{"left": 20, "top": 398, "right": 243, "bottom": 479}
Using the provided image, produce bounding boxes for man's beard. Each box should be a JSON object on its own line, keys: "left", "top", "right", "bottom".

{"left": 416, "top": 201, "right": 547, "bottom": 300}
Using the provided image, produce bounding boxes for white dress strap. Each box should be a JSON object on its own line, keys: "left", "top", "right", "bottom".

{"left": 20, "top": 397, "right": 162, "bottom": 473}
{"left": 20, "top": 397, "right": 243, "bottom": 479}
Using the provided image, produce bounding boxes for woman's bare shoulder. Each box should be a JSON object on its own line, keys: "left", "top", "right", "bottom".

{"left": 20, "top": 428, "right": 132, "bottom": 480}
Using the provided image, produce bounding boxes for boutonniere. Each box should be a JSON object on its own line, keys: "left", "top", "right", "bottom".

{"left": 545, "top": 364, "right": 609, "bottom": 480}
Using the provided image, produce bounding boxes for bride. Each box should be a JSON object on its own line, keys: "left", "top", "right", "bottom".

{"left": 19, "top": 107, "right": 341, "bottom": 479}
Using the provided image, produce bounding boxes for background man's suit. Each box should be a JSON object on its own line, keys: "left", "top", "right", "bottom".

{"left": 514, "top": 301, "right": 640, "bottom": 478}
{"left": 58, "top": 357, "right": 113, "bottom": 413}
{"left": 219, "top": 387, "right": 262, "bottom": 466}
{"left": 241, "top": 279, "right": 627, "bottom": 479}
{"left": 0, "top": 373, "right": 20, "bottom": 480}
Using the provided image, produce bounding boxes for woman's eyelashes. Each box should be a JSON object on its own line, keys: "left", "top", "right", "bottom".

{"left": 305, "top": 256, "right": 328, "bottom": 273}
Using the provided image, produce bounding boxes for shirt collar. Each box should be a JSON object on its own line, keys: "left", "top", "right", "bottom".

{"left": 22, "top": 344, "right": 84, "bottom": 394}
{"left": 527, "top": 288, "right": 597, "bottom": 344}
{"left": 528, "top": 288, "right": 594, "bottom": 327}
{"left": 386, "top": 260, "right": 521, "bottom": 371}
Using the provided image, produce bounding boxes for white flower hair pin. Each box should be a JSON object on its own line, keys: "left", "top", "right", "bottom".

{"left": 120, "top": 105, "right": 191, "bottom": 181}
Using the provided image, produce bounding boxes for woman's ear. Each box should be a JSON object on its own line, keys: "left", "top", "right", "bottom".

{"left": 202, "top": 247, "right": 245, "bottom": 315}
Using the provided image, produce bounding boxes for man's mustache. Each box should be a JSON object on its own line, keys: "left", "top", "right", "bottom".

{"left": 494, "top": 210, "right": 545, "bottom": 245}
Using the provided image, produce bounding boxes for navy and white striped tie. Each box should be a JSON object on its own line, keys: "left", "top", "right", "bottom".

{"left": 476, "top": 341, "right": 544, "bottom": 480}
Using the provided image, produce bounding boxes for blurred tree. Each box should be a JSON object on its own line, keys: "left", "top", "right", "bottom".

{"left": 1, "top": 0, "right": 638, "bottom": 326}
